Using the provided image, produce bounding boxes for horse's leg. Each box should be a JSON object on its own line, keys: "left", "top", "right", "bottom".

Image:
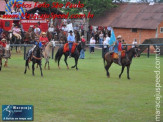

{"left": 28, "top": 61, "right": 30, "bottom": 70}
{"left": 48, "top": 60, "right": 50, "bottom": 70}
{"left": 64, "top": 55, "right": 69, "bottom": 69}
{"left": 119, "top": 66, "right": 125, "bottom": 79}
{"left": 127, "top": 65, "right": 130, "bottom": 79}
{"left": 39, "top": 63, "right": 43, "bottom": 77}
{"left": 105, "top": 61, "right": 113, "bottom": 78}
{"left": 58, "top": 56, "right": 61, "bottom": 69}
{"left": 75, "top": 57, "right": 79, "bottom": 70}
{"left": 24, "top": 60, "right": 28, "bottom": 74}
{"left": 32, "top": 62, "right": 35, "bottom": 76}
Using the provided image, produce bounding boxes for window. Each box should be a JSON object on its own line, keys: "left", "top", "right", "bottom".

{"left": 131, "top": 28, "right": 137, "bottom": 33}
{"left": 160, "top": 27, "right": 163, "bottom": 33}
{"left": 5, "top": 21, "right": 10, "bottom": 27}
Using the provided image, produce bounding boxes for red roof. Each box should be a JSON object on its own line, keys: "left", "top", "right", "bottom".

{"left": 89, "top": 3, "right": 163, "bottom": 29}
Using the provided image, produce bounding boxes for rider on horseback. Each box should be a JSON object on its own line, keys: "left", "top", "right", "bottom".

{"left": 114, "top": 35, "right": 122, "bottom": 65}
{"left": 39, "top": 32, "right": 49, "bottom": 48}
{"left": 67, "top": 30, "right": 75, "bottom": 58}
{"left": 27, "top": 37, "right": 42, "bottom": 60}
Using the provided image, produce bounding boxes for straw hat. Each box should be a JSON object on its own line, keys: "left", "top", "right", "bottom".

{"left": 42, "top": 32, "right": 46, "bottom": 35}
{"left": 117, "top": 35, "right": 122, "bottom": 39}
{"left": 1, "top": 38, "right": 6, "bottom": 42}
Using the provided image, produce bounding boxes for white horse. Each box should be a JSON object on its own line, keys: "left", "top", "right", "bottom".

{"left": 43, "top": 40, "right": 55, "bottom": 70}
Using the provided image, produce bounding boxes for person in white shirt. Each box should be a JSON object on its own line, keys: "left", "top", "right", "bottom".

{"left": 132, "top": 39, "right": 137, "bottom": 48}
{"left": 90, "top": 36, "right": 96, "bottom": 53}
{"left": 99, "top": 31, "right": 104, "bottom": 48}
{"left": 48, "top": 24, "right": 54, "bottom": 33}
{"left": 34, "top": 10, "right": 39, "bottom": 19}
{"left": 34, "top": 25, "right": 41, "bottom": 35}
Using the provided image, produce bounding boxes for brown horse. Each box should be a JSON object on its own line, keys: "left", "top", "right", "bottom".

{"left": 104, "top": 47, "right": 140, "bottom": 79}
{"left": 24, "top": 31, "right": 35, "bottom": 44}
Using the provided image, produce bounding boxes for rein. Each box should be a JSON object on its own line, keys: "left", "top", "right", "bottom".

{"left": 32, "top": 55, "right": 42, "bottom": 60}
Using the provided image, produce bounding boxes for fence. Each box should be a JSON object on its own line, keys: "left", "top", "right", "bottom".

{"left": 10, "top": 43, "right": 163, "bottom": 60}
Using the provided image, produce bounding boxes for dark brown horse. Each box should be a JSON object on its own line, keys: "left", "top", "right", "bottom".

{"left": 23, "top": 31, "right": 35, "bottom": 44}
{"left": 104, "top": 47, "right": 140, "bottom": 79}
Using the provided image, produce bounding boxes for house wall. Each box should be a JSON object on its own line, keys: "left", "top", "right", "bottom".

{"left": 113, "top": 28, "right": 157, "bottom": 53}
{"left": 157, "top": 21, "right": 163, "bottom": 38}
{"left": 113, "top": 28, "right": 156, "bottom": 44}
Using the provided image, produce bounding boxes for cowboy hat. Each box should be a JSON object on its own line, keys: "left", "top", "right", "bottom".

{"left": 1, "top": 38, "right": 6, "bottom": 42}
{"left": 42, "top": 32, "right": 46, "bottom": 35}
{"left": 117, "top": 35, "right": 122, "bottom": 39}
{"left": 69, "top": 30, "right": 73, "bottom": 33}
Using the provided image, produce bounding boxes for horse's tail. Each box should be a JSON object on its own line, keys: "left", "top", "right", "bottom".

{"left": 55, "top": 46, "right": 63, "bottom": 62}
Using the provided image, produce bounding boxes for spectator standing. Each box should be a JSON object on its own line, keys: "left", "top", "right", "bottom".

{"left": 99, "top": 31, "right": 104, "bottom": 48}
{"left": 132, "top": 39, "right": 137, "bottom": 48}
{"left": 79, "top": 36, "right": 86, "bottom": 59}
{"left": 90, "top": 36, "right": 96, "bottom": 53}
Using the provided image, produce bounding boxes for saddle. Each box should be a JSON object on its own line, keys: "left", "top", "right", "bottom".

{"left": 111, "top": 50, "right": 126, "bottom": 59}
{"left": 63, "top": 43, "right": 78, "bottom": 53}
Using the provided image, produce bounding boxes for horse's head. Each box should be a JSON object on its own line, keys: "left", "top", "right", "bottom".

{"left": 33, "top": 45, "right": 42, "bottom": 57}
{"left": 50, "top": 40, "right": 55, "bottom": 47}
{"left": 132, "top": 47, "right": 141, "bottom": 57}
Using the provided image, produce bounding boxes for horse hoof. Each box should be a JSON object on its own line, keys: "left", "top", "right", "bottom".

{"left": 48, "top": 67, "right": 50, "bottom": 70}
{"left": 119, "top": 75, "right": 121, "bottom": 79}
{"left": 107, "top": 75, "right": 110, "bottom": 78}
{"left": 58, "top": 67, "right": 61, "bottom": 69}
{"left": 128, "top": 77, "right": 130, "bottom": 80}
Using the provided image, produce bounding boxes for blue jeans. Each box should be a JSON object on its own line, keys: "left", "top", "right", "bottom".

{"left": 69, "top": 43, "right": 73, "bottom": 54}
{"left": 99, "top": 38, "right": 103, "bottom": 48}
{"left": 79, "top": 49, "right": 85, "bottom": 59}
{"left": 109, "top": 46, "right": 114, "bottom": 52}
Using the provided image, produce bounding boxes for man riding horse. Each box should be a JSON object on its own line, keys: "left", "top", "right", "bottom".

{"left": 27, "top": 37, "right": 42, "bottom": 60}
{"left": 113, "top": 35, "right": 123, "bottom": 65}
{"left": 67, "top": 30, "right": 75, "bottom": 58}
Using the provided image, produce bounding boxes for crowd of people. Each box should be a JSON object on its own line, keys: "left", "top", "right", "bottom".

{"left": 0, "top": 18, "right": 139, "bottom": 61}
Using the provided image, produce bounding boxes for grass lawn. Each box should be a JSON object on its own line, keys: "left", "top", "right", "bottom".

{"left": 0, "top": 48, "right": 162, "bottom": 122}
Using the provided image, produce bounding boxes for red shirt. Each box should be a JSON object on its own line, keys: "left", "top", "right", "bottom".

{"left": 81, "top": 38, "right": 86, "bottom": 42}
{"left": 39, "top": 36, "right": 49, "bottom": 45}
{"left": 0, "top": 41, "right": 6, "bottom": 48}
{"left": 118, "top": 41, "right": 122, "bottom": 51}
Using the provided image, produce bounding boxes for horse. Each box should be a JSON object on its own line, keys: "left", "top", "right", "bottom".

{"left": 47, "top": 31, "right": 54, "bottom": 41}
{"left": 9, "top": 30, "right": 23, "bottom": 53}
{"left": 24, "top": 45, "right": 43, "bottom": 76}
{"left": 23, "top": 31, "right": 35, "bottom": 44}
{"left": 103, "top": 47, "right": 140, "bottom": 79}
{"left": 55, "top": 43, "right": 82, "bottom": 70}
{"left": 43, "top": 40, "right": 55, "bottom": 70}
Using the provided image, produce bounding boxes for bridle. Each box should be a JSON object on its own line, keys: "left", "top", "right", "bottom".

{"left": 32, "top": 46, "right": 42, "bottom": 60}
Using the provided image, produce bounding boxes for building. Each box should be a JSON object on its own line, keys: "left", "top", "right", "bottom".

{"left": 90, "top": 3, "right": 163, "bottom": 44}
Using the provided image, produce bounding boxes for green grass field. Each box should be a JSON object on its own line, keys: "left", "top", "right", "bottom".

{"left": 0, "top": 48, "right": 162, "bottom": 122}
